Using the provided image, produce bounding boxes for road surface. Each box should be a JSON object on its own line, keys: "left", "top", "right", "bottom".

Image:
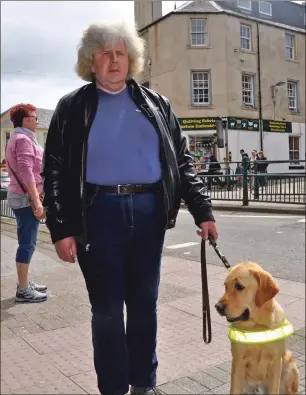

{"left": 164, "top": 210, "right": 305, "bottom": 283}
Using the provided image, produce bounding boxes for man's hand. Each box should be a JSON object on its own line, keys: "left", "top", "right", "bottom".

{"left": 55, "top": 237, "right": 77, "bottom": 263}
{"left": 197, "top": 221, "right": 218, "bottom": 241}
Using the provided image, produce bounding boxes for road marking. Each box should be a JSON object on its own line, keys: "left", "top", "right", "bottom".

{"left": 298, "top": 218, "right": 305, "bottom": 223}
{"left": 219, "top": 215, "right": 303, "bottom": 219}
{"left": 184, "top": 252, "right": 191, "bottom": 255}
{"left": 276, "top": 231, "right": 283, "bottom": 234}
{"left": 166, "top": 242, "right": 199, "bottom": 249}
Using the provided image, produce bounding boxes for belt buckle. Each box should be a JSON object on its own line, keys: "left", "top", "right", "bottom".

{"left": 117, "top": 184, "right": 130, "bottom": 195}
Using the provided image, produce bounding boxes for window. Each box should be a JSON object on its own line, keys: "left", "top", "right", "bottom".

{"left": 285, "top": 34, "right": 295, "bottom": 59}
{"left": 190, "top": 19, "right": 207, "bottom": 46}
{"left": 240, "top": 24, "right": 251, "bottom": 50}
{"left": 289, "top": 136, "right": 300, "bottom": 163}
{"left": 287, "top": 81, "right": 298, "bottom": 112}
{"left": 259, "top": 2, "right": 272, "bottom": 16}
{"left": 191, "top": 71, "right": 211, "bottom": 106}
{"left": 237, "top": 1, "right": 252, "bottom": 11}
{"left": 242, "top": 74, "right": 254, "bottom": 106}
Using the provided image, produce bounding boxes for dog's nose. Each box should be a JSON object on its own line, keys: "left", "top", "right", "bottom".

{"left": 215, "top": 302, "right": 226, "bottom": 315}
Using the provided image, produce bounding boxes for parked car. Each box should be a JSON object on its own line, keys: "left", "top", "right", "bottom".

{"left": 0, "top": 172, "right": 10, "bottom": 200}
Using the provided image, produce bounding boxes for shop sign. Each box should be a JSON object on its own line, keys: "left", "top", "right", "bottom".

{"left": 178, "top": 117, "right": 216, "bottom": 131}
{"left": 228, "top": 118, "right": 259, "bottom": 131}
{"left": 263, "top": 120, "right": 292, "bottom": 133}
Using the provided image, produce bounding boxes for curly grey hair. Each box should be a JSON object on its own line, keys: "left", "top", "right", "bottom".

{"left": 75, "top": 21, "right": 145, "bottom": 82}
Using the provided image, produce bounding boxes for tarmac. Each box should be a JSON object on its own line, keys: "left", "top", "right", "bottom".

{"left": 1, "top": 213, "right": 305, "bottom": 394}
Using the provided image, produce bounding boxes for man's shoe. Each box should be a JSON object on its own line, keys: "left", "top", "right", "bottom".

{"left": 130, "top": 387, "right": 165, "bottom": 395}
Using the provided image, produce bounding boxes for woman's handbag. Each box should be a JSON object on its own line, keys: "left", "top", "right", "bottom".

{"left": 6, "top": 158, "right": 45, "bottom": 220}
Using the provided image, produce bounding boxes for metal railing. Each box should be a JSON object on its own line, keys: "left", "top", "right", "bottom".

{"left": 197, "top": 159, "right": 305, "bottom": 205}
{"left": 1, "top": 160, "right": 305, "bottom": 222}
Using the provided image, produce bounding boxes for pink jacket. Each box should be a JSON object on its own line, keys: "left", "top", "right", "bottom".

{"left": 6, "top": 133, "right": 43, "bottom": 195}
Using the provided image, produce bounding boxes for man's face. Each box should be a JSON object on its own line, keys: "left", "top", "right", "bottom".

{"left": 22, "top": 111, "right": 38, "bottom": 132}
{"left": 91, "top": 40, "right": 129, "bottom": 91}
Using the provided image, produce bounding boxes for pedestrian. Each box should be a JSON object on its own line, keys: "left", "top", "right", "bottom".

{"left": 5, "top": 104, "right": 47, "bottom": 303}
{"left": 235, "top": 162, "right": 243, "bottom": 188}
{"left": 250, "top": 150, "right": 258, "bottom": 189}
{"left": 207, "top": 153, "right": 222, "bottom": 190}
{"left": 42, "top": 21, "right": 218, "bottom": 395}
{"left": 257, "top": 151, "right": 269, "bottom": 187}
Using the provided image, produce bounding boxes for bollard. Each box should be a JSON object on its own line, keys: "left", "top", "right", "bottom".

{"left": 242, "top": 157, "right": 249, "bottom": 206}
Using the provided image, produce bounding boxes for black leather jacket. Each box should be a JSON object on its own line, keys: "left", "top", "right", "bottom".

{"left": 42, "top": 79, "right": 214, "bottom": 244}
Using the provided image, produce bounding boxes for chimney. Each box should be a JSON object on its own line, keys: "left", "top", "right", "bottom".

{"left": 134, "top": 0, "right": 162, "bottom": 30}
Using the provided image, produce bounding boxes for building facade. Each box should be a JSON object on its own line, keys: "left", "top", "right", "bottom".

{"left": 0, "top": 108, "right": 54, "bottom": 163}
{"left": 135, "top": 0, "right": 305, "bottom": 172}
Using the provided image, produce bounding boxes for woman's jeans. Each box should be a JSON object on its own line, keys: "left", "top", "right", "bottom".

{"left": 77, "top": 189, "right": 166, "bottom": 394}
{"left": 13, "top": 206, "right": 39, "bottom": 264}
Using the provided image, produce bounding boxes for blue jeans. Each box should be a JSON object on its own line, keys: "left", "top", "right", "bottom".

{"left": 13, "top": 206, "right": 39, "bottom": 264}
{"left": 77, "top": 189, "right": 166, "bottom": 394}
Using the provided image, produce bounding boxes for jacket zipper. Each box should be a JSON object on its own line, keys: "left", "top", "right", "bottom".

{"left": 81, "top": 90, "right": 98, "bottom": 251}
{"left": 136, "top": 90, "right": 171, "bottom": 230}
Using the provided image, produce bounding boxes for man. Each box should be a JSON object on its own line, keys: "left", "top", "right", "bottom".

{"left": 42, "top": 21, "right": 218, "bottom": 395}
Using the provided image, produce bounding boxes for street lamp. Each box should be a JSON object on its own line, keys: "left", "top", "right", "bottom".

{"left": 271, "top": 81, "right": 286, "bottom": 120}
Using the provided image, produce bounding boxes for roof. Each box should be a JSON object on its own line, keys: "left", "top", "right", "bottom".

{"left": 1, "top": 108, "right": 54, "bottom": 130}
{"left": 139, "top": 0, "right": 306, "bottom": 33}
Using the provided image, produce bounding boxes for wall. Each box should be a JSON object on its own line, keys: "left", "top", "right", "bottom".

{"left": 224, "top": 14, "right": 305, "bottom": 123}
{"left": 138, "top": 12, "right": 305, "bottom": 122}
{"left": 226, "top": 123, "right": 305, "bottom": 173}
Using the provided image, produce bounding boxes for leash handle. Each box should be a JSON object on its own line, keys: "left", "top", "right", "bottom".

{"left": 208, "top": 236, "right": 231, "bottom": 270}
{"left": 201, "top": 239, "right": 212, "bottom": 344}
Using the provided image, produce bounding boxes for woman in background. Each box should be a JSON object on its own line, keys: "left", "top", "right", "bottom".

{"left": 5, "top": 104, "right": 47, "bottom": 303}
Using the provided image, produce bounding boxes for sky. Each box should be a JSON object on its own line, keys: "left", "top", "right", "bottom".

{"left": 1, "top": 1, "right": 186, "bottom": 112}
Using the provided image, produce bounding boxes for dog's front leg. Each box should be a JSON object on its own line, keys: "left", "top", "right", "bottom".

{"left": 230, "top": 358, "right": 245, "bottom": 395}
{"left": 267, "top": 358, "right": 282, "bottom": 394}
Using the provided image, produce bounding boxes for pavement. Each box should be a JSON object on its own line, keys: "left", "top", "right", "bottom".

{"left": 1, "top": 216, "right": 305, "bottom": 395}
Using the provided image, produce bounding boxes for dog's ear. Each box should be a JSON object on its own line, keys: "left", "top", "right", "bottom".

{"left": 251, "top": 270, "right": 279, "bottom": 307}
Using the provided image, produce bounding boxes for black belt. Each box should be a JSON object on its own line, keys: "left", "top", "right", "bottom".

{"left": 95, "top": 182, "right": 161, "bottom": 195}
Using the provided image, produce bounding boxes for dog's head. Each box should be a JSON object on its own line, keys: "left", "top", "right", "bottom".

{"left": 214, "top": 262, "right": 279, "bottom": 327}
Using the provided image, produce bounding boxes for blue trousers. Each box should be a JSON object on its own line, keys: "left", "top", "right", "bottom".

{"left": 13, "top": 206, "right": 39, "bottom": 264}
{"left": 77, "top": 189, "right": 165, "bottom": 394}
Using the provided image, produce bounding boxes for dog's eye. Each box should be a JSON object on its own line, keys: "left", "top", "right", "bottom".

{"left": 235, "top": 283, "right": 245, "bottom": 291}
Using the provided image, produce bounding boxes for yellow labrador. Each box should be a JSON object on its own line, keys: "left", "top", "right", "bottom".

{"left": 215, "top": 262, "right": 300, "bottom": 395}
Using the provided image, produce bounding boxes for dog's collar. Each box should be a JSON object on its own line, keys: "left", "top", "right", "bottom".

{"left": 228, "top": 318, "right": 294, "bottom": 344}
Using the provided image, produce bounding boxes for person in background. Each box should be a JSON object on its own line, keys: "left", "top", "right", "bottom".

{"left": 257, "top": 151, "right": 269, "bottom": 187}
{"left": 240, "top": 148, "right": 245, "bottom": 158}
{"left": 42, "top": 21, "right": 218, "bottom": 395}
{"left": 250, "top": 150, "right": 258, "bottom": 189}
{"left": 207, "top": 153, "right": 222, "bottom": 190}
{"left": 235, "top": 162, "right": 243, "bottom": 189}
{"left": 5, "top": 104, "right": 47, "bottom": 303}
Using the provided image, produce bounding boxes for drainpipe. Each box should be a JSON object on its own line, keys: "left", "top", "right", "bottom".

{"left": 256, "top": 21, "right": 263, "bottom": 151}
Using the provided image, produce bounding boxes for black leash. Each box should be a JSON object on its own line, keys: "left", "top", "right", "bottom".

{"left": 201, "top": 239, "right": 212, "bottom": 344}
{"left": 201, "top": 236, "right": 231, "bottom": 344}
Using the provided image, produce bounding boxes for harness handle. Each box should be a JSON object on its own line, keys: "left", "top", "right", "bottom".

{"left": 201, "top": 239, "right": 212, "bottom": 344}
{"left": 208, "top": 236, "right": 231, "bottom": 270}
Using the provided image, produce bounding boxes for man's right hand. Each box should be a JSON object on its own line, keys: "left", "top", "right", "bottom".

{"left": 55, "top": 237, "right": 77, "bottom": 263}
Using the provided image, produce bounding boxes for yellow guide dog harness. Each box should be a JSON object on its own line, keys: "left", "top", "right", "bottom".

{"left": 228, "top": 318, "right": 294, "bottom": 344}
